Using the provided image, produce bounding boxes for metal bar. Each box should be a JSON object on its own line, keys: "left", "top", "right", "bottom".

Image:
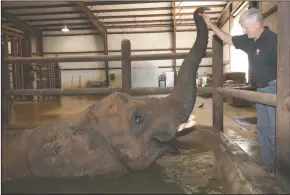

{"left": 4, "top": 87, "right": 213, "bottom": 96}
{"left": 276, "top": 2, "right": 290, "bottom": 193}
{"left": 76, "top": 1, "right": 107, "bottom": 35}
{"left": 130, "top": 51, "right": 212, "bottom": 61}
{"left": 121, "top": 39, "right": 131, "bottom": 94}
{"left": 4, "top": 51, "right": 212, "bottom": 64}
{"left": 1, "top": 34, "right": 10, "bottom": 124}
{"left": 212, "top": 35, "right": 224, "bottom": 132}
{"left": 216, "top": 87, "right": 276, "bottom": 107}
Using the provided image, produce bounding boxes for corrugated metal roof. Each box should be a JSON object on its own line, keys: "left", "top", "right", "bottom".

{"left": 2, "top": 1, "right": 228, "bottom": 35}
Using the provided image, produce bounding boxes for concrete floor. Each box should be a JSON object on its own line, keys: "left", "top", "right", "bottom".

{"left": 5, "top": 94, "right": 261, "bottom": 165}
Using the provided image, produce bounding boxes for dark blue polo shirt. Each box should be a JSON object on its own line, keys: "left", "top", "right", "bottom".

{"left": 232, "top": 26, "right": 277, "bottom": 85}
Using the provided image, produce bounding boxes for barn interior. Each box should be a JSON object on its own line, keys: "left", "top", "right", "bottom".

{"left": 1, "top": 1, "right": 290, "bottom": 194}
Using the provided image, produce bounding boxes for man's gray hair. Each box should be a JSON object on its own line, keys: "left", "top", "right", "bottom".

{"left": 239, "top": 8, "right": 263, "bottom": 25}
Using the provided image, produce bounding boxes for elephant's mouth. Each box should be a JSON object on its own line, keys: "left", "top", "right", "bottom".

{"left": 151, "top": 137, "right": 180, "bottom": 155}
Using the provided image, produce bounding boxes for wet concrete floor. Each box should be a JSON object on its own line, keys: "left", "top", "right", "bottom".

{"left": 2, "top": 94, "right": 260, "bottom": 194}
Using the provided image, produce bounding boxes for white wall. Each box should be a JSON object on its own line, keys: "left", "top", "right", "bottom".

{"left": 32, "top": 29, "right": 214, "bottom": 88}
{"left": 221, "top": 20, "right": 230, "bottom": 73}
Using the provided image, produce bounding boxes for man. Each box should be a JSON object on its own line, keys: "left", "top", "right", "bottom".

{"left": 200, "top": 8, "right": 277, "bottom": 174}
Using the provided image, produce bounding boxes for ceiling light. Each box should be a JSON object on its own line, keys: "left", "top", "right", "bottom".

{"left": 62, "top": 25, "right": 69, "bottom": 32}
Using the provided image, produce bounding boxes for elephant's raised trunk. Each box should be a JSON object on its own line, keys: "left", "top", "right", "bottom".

{"left": 166, "top": 7, "right": 210, "bottom": 123}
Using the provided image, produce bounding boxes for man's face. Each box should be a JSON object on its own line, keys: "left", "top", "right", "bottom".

{"left": 241, "top": 21, "right": 258, "bottom": 39}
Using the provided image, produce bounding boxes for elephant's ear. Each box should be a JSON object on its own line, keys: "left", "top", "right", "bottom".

{"left": 74, "top": 102, "right": 102, "bottom": 131}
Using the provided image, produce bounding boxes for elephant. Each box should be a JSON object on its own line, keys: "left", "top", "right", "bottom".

{"left": 25, "top": 6, "right": 210, "bottom": 178}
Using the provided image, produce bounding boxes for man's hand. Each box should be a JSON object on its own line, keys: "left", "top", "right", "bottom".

{"left": 199, "top": 13, "right": 213, "bottom": 27}
{"left": 199, "top": 13, "right": 233, "bottom": 46}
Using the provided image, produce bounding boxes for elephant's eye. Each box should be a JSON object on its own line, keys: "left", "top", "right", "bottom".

{"left": 135, "top": 114, "right": 143, "bottom": 124}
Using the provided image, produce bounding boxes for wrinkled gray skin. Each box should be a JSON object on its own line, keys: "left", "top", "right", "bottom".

{"left": 26, "top": 7, "right": 210, "bottom": 178}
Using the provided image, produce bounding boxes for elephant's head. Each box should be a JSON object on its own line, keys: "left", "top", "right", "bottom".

{"left": 83, "top": 7, "right": 210, "bottom": 172}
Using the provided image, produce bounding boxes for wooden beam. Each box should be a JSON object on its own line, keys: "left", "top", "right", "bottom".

{"left": 32, "top": 47, "right": 212, "bottom": 55}
{"left": 121, "top": 39, "right": 131, "bottom": 94}
{"left": 1, "top": 9, "right": 40, "bottom": 37}
{"left": 172, "top": 1, "right": 177, "bottom": 86}
{"left": 212, "top": 35, "right": 224, "bottom": 132}
{"left": 217, "top": 2, "right": 232, "bottom": 27}
{"left": 104, "top": 34, "right": 109, "bottom": 86}
{"left": 276, "top": 2, "right": 290, "bottom": 193}
{"left": 76, "top": 1, "right": 106, "bottom": 35}
{"left": 36, "top": 32, "right": 44, "bottom": 56}
{"left": 41, "top": 28, "right": 213, "bottom": 37}
{"left": 1, "top": 33, "right": 10, "bottom": 124}
{"left": 262, "top": 5, "right": 277, "bottom": 19}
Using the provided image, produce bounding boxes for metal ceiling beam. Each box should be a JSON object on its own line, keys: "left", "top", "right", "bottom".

{"left": 2, "top": 1, "right": 171, "bottom": 10}
{"left": 75, "top": 1, "right": 107, "bottom": 35}
{"left": 12, "top": 4, "right": 226, "bottom": 17}
{"left": 2, "top": 12, "right": 220, "bottom": 24}
{"left": 1, "top": 9, "right": 40, "bottom": 37}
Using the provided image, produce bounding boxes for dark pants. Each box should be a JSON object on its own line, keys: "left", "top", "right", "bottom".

{"left": 256, "top": 79, "right": 276, "bottom": 173}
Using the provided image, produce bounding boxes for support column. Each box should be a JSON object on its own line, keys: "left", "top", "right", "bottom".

{"left": 104, "top": 34, "right": 109, "bottom": 86}
{"left": 275, "top": 2, "right": 290, "bottom": 193}
{"left": 23, "top": 32, "right": 33, "bottom": 101}
{"left": 2, "top": 34, "right": 10, "bottom": 125}
{"left": 172, "top": 1, "right": 177, "bottom": 86}
{"left": 36, "top": 31, "right": 44, "bottom": 57}
{"left": 121, "top": 39, "right": 131, "bottom": 94}
{"left": 212, "top": 35, "right": 224, "bottom": 132}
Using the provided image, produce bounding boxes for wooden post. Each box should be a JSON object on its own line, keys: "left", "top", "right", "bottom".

{"left": 2, "top": 34, "right": 10, "bottom": 124}
{"left": 36, "top": 32, "right": 44, "bottom": 57}
{"left": 275, "top": 2, "right": 290, "bottom": 193}
{"left": 121, "top": 39, "right": 131, "bottom": 94}
{"left": 23, "top": 32, "right": 33, "bottom": 101}
{"left": 212, "top": 35, "right": 224, "bottom": 132}
{"left": 172, "top": 1, "right": 177, "bottom": 86}
{"left": 104, "top": 34, "right": 109, "bottom": 86}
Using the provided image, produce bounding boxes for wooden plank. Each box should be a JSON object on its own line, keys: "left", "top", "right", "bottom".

{"left": 275, "top": 2, "right": 290, "bottom": 193}
{"left": 4, "top": 87, "right": 213, "bottom": 96}
{"left": 121, "top": 39, "right": 131, "bottom": 93}
{"left": 76, "top": 1, "right": 107, "bottom": 35}
{"left": 1, "top": 9, "right": 40, "bottom": 37}
{"left": 212, "top": 35, "right": 224, "bottom": 132}
{"left": 4, "top": 51, "right": 213, "bottom": 64}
